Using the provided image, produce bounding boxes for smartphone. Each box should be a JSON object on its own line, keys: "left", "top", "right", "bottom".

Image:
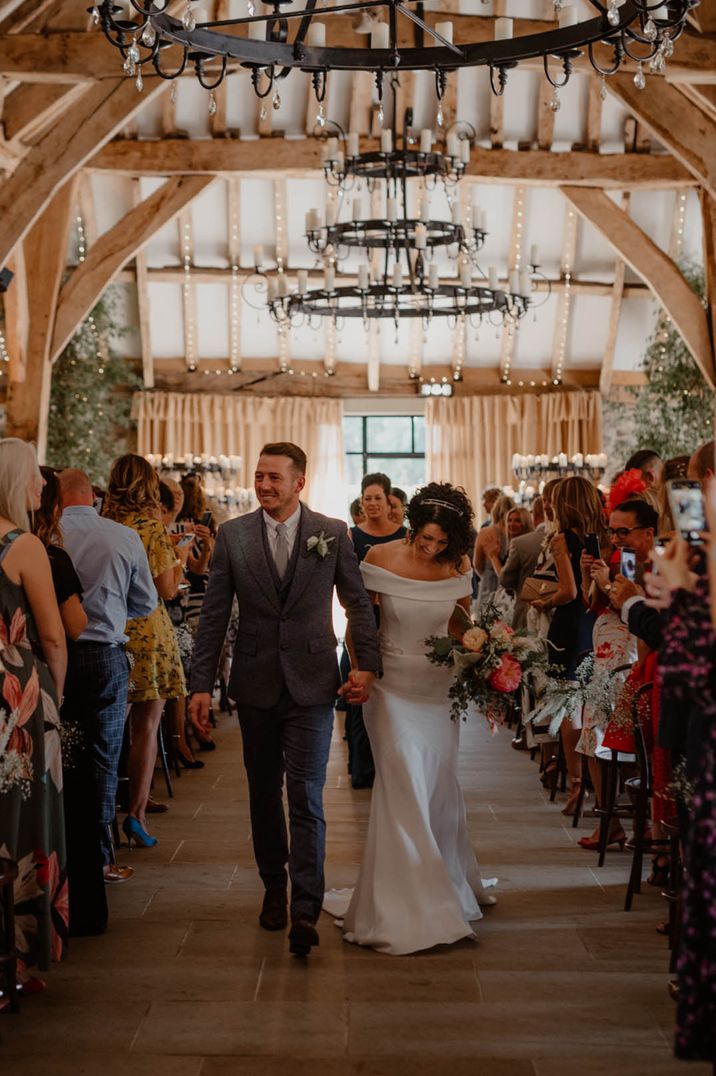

{"left": 667, "top": 479, "right": 706, "bottom": 544}
{"left": 177, "top": 534, "right": 195, "bottom": 548}
{"left": 584, "top": 532, "right": 601, "bottom": 561}
{"left": 619, "top": 548, "right": 637, "bottom": 582}
{"left": 650, "top": 537, "right": 669, "bottom": 576}
{"left": 200, "top": 510, "right": 212, "bottom": 527}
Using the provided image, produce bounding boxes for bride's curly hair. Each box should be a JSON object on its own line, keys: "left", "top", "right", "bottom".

{"left": 407, "top": 482, "right": 475, "bottom": 568}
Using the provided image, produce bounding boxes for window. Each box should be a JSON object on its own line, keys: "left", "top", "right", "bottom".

{"left": 344, "top": 415, "right": 426, "bottom": 512}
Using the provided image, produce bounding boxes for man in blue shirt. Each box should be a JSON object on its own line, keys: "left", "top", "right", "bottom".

{"left": 59, "top": 468, "right": 158, "bottom": 883}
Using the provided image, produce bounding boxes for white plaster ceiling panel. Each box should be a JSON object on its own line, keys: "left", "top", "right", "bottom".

{"left": 90, "top": 173, "right": 135, "bottom": 237}
{"left": 287, "top": 178, "right": 328, "bottom": 267}
{"left": 174, "top": 77, "right": 214, "bottom": 139}
{"left": 148, "top": 283, "right": 186, "bottom": 357}
{"left": 190, "top": 179, "right": 229, "bottom": 268}
{"left": 336, "top": 323, "right": 370, "bottom": 365}
{"left": 224, "top": 72, "right": 260, "bottom": 136}
{"left": 574, "top": 212, "right": 621, "bottom": 278}
{"left": 196, "top": 283, "right": 230, "bottom": 358}
{"left": 133, "top": 92, "right": 165, "bottom": 139}
{"left": 424, "top": 318, "right": 458, "bottom": 365}
{"left": 378, "top": 318, "right": 413, "bottom": 364}
{"left": 240, "top": 178, "right": 276, "bottom": 264}
{"left": 551, "top": 71, "right": 589, "bottom": 150}
{"left": 283, "top": 320, "right": 329, "bottom": 361}
{"left": 524, "top": 188, "right": 570, "bottom": 277}
{"left": 466, "top": 316, "right": 505, "bottom": 366}
{"left": 629, "top": 189, "right": 676, "bottom": 254}
{"left": 241, "top": 302, "right": 279, "bottom": 358}
{"left": 612, "top": 296, "right": 658, "bottom": 370}
{"left": 600, "top": 91, "right": 628, "bottom": 153}
{"left": 682, "top": 190, "right": 704, "bottom": 267}
{"left": 501, "top": 68, "right": 539, "bottom": 147}
{"left": 473, "top": 185, "right": 519, "bottom": 276}
{"left": 108, "top": 283, "right": 141, "bottom": 359}
{"left": 566, "top": 294, "right": 610, "bottom": 364}
{"left": 139, "top": 177, "right": 183, "bottom": 267}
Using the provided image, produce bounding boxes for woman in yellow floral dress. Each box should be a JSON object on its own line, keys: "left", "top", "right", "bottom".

{"left": 104, "top": 455, "right": 185, "bottom": 848}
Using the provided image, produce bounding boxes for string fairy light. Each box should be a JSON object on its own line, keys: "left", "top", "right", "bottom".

{"left": 228, "top": 179, "right": 242, "bottom": 373}
{"left": 500, "top": 186, "right": 525, "bottom": 384}
{"left": 182, "top": 214, "right": 198, "bottom": 371}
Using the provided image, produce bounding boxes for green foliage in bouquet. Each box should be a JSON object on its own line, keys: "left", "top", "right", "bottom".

{"left": 426, "top": 600, "right": 548, "bottom": 725}
{"left": 46, "top": 288, "right": 140, "bottom": 485}
{"left": 602, "top": 267, "right": 712, "bottom": 463}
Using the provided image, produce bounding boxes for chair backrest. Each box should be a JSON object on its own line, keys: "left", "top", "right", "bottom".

{"left": 631, "top": 681, "right": 654, "bottom": 793}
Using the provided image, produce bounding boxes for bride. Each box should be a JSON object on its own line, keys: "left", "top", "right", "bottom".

{"left": 328, "top": 482, "right": 496, "bottom": 955}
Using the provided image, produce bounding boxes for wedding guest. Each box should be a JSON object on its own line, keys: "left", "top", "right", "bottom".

{"left": 531, "top": 495, "right": 545, "bottom": 530}
{"left": 625, "top": 449, "right": 664, "bottom": 491}
{"left": 474, "top": 493, "right": 513, "bottom": 610}
{"left": 345, "top": 473, "right": 407, "bottom": 788}
{"left": 388, "top": 487, "right": 408, "bottom": 528}
{"left": 0, "top": 439, "right": 67, "bottom": 991}
{"left": 500, "top": 507, "right": 544, "bottom": 631}
{"left": 687, "top": 438, "right": 715, "bottom": 484}
{"left": 480, "top": 487, "right": 502, "bottom": 528}
{"left": 59, "top": 467, "right": 158, "bottom": 881}
{"left": 33, "top": 468, "right": 88, "bottom": 642}
{"left": 103, "top": 454, "right": 185, "bottom": 848}
{"left": 349, "top": 497, "right": 364, "bottom": 526}
{"left": 658, "top": 456, "right": 690, "bottom": 532}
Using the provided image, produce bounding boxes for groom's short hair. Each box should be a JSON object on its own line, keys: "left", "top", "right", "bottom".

{"left": 261, "top": 442, "right": 307, "bottom": 475}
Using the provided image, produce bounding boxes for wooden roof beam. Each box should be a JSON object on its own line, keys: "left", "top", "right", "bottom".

{"left": 561, "top": 185, "right": 716, "bottom": 389}
{"left": 0, "top": 76, "right": 167, "bottom": 269}
{"left": 50, "top": 174, "right": 214, "bottom": 364}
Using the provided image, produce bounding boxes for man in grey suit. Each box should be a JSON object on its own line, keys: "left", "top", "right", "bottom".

{"left": 189, "top": 442, "right": 380, "bottom": 957}
{"left": 500, "top": 497, "right": 547, "bottom": 631}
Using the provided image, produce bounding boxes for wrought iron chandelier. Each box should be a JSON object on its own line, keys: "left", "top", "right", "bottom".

{"left": 92, "top": 0, "right": 694, "bottom": 114}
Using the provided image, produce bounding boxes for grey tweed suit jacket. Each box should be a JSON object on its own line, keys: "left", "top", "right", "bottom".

{"left": 189, "top": 503, "right": 381, "bottom": 709}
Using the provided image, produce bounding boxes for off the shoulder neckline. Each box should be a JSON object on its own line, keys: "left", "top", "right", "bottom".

{"left": 361, "top": 562, "right": 470, "bottom": 584}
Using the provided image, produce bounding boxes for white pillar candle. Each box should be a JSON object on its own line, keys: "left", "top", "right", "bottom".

{"left": 297, "top": 270, "right": 308, "bottom": 294}
{"left": 460, "top": 139, "right": 471, "bottom": 165}
{"left": 572, "top": 452, "right": 584, "bottom": 468}
{"left": 252, "top": 244, "right": 263, "bottom": 267}
{"left": 420, "top": 198, "right": 430, "bottom": 221}
{"left": 526, "top": 454, "right": 535, "bottom": 467}
{"left": 428, "top": 263, "right": 439, "bottom": 290}
{"left": 306, "top": 21, "right": 326, "bottom": 46}
{"left": 530, "top": 243, "right": 540, "bottom": 266}
{"left": 460, "top": 261, "right": 472, "bottom": 287}
{"left": 352, "top": 198, "right": 362, "bottom": 221}
{"left": 325, "top": 137, "right": 338, "bottom": 160}
{"left": 558, "top": 453, "right": 568, "bottom": 469}
{"left": 434, "top": 20, "right": 453, "bottom": 44}
{"left": 347, "top": 132, "right": 359, "bottom": 157}
{"left": 495, "top": 16, "right": 513, "bottom": 39}
{"left": 472, "top": 199, "right": 481, "bottom": 226}
{"left": 540, "top": 454, "right": 549, "bottom": 467}
{"left": 381, "top": 128, "right": 392, "bottom": 153}
{"left": 324, "top": 265, "right": 335, "bottom": 292}
{"left": 488, "top": 266, "right": 499, "bottom": 290}
{"left": 386, "top": 197, "right": 397, "bottom": 222}
{"left": 277, "top": 274, "right": 288, "bottom": 297}
{"left": 371, "top": 20, "right": 389, "bottom": 49}
{"left": 392, "top": 261, "right": 402, "bottom": 288}
{"left": 420, "top": 128, "right": 432, "bottom": 154}
{"left": 558, "top": 6, "right": 578, "bottom": 27}
{"left": 414, "top": 223, "right": 427, "bottom": 250}
{"left": 519, "top": 271, "right": 532, "bottom": 296}
{"left": 451, "top": 201, "right": 462, "bottom": 224}
{"left": 357, "top": 263, "right": 369, "bottom": 290}
{"left": 651, "top": 3, "right": 668, "bottom": 16}
{"left": 267, "top": 277, "right": 278, "bottom": 301}
{"left": 509, "top": 269, "right": 520, "bottom": 293}
{"left": 446, "top": 132, "right": 459, "bottom": 158}
{"left": 512, "top": 454, "right": 520, "bottom": 471}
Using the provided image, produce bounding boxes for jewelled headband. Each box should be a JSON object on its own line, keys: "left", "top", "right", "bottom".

{"left": 421, "top": 498, "right": 463, "bottom": 515}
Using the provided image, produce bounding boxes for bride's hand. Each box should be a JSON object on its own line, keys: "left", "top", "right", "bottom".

{"left": 338, "top": 670, "right": 375, "bottom": 705}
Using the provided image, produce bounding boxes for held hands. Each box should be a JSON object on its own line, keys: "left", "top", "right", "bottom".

{"left": 338, "top": 670, "right": 376, "bottom": 705}
{"left": 188, "top": 692, "right": 213, "bottom": 736}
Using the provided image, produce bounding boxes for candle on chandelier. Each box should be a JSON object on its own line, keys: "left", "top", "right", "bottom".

{"left": 357, "top": 263, "right": 369, "bottom": 290}
{"left": 518, "top": 271, "right": 532, "bottom": 296}
{"left": 325, "top": 137, "right": 338, "bottom": 160}
{"left": 651, "top": 4, "right": 668, "bottom": 17}
{"left": 420, "top": 198, "right": 430, "bottom": 221}
{"left": 509, "top": 270, "right": 520, "bottom": 294}
{"left": 572, "top": 452, "right": 584, "bottom": 468}
{"left": 428, "top": 263, "right": 439, "bottom": 290}
{"left": 267, "top": 277, "right": 279, "bottom": 302}
{"left": 414, "top": 223, "right": 427, "bottom": 250}
{"left": 434, "top": 20, "right": 453, "bottom": 44}
{"left": 558, "top": 453, "right": 568, "bottom": 469}
{"left": 277, "top": 274, "right": 288, "bottom": 297}
{"left": 297, "top": 270, "right": 308, "bottom": 295}
{"left": 460, "top": 261, "right": 472, "bottom": 287}
{"left": 252, "top": 244, "right": 263, "bottom": 268}
{"left": 392, "top": 262, "right": 402, "bottom": 288}
{"left": 479, "top": 209, "right": 488, "bottom": 231}
{"left": 558, "top": 6, "right": 578, "bottom": 27}
{"left": 352, "top": 198, "right": 362, "bottom": 220}
{"left": 446, "top": 132, "right": 459, "bottom": 158}
{"left": 324, "top": 265, "right": 335, "bottom": 292}
{"left": 306, "top": 21, "right": 326, "bottom": 47}
{"left": 488, "top": 266, "right": 499, "bottom": 290}
{"left": 371, "top": 21, "right": 389, "bottom": 49}
{"left": 460, "top": 139, "right": 471, "bottom": 165}
{"left": 381, "top": 129, "right": 393, "bottom": 153}
{"left": 420, "top": 128, "right": 432, "bottom": 154}
{"left": 387, "top": 197, "right": 398, "bottom": 222}
{"left": 347, "top": 132, "right": 359, "bottom": 156}
{"left": 494, "top": 16, "right": 513, "bottom": 39}
{"left": 530, "top": 243, "right": 540, "bottom": 266}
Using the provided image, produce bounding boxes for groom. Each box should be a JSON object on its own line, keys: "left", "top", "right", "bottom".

{"left": 188, "top": 442, "right": 380, "bottom": 956}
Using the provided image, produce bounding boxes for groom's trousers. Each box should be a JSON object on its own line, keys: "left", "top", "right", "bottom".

{"left": 237, "top": 687, "right": 334, "bottom": 923}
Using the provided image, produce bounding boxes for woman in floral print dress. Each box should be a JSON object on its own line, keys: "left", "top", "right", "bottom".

{"left": 0, "top": 439, "right": 68, "bottom": 988}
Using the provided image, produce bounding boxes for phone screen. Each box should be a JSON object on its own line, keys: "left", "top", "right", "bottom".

{"left": 667, "top": 480, "right": 705, "bottom": 543}
{"left": 620, "top": 548, "right": 637, "bottom": 582}
{"left": 651, "top": 538, "right": 668, "bottom": 576}
{"left": 177, "top": 534, "right": 195, "bottom": 548}
{"left": 584, "top": 533, "right": 601, "bottom": 561}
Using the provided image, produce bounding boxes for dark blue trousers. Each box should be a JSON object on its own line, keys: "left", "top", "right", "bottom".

{"left": 237, "top": 689, "right": 334, "bottom": 922}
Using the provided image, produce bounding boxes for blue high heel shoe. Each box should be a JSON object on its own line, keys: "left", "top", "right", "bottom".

{"left": 123, "top": 815, "right": 158, "bottom": 848}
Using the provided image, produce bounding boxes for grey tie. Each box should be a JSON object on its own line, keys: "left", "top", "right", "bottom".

{"left": 274, "top": 522, "right": 290, "bottom": 580}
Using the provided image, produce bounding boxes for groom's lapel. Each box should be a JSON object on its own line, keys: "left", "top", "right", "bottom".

{"left": 282, "top": 504, "right": 321, "bottom": 614}
{"left": 236, "top": 509, "right": 282, "bottom": 614}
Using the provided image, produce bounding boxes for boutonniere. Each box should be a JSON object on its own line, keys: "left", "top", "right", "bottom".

{"left": 306, "top": 530, "right": 335, "bottom": 559}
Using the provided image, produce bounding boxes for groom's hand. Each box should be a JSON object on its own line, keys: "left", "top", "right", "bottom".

{"left": 188, "top": 692, "right": 213, "bottom": 735}
{"left": 338, "top": 671, "right": 375, "bottom": 705}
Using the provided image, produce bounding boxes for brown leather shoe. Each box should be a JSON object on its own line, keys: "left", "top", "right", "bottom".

{"left": 259, "top": 887, "right": 288, "bottom": 931}
{"left": 288, "top": 918, "right": 320, "bottom": 957}
{"left": 103, "top": 863, "right": 135, "bottom": 884}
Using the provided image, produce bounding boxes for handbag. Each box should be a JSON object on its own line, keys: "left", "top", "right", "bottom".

{"left": 520, "top": 571, "right": 560, "bottom": 604}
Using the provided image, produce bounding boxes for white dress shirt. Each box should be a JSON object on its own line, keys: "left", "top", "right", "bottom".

{"left": 263, "top": 504, "right": 302, "bottom": 564}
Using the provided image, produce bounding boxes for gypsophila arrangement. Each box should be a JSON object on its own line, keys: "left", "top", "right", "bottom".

{"left": 59, "top": 719, "right": 85, "bottom": 771}
{"left": 527, "top": 654, "right": 628, "bottom": 737}
{"left": 426, "top": 600, "right": 547, "bottom": 728}
{"left": 306, "top": 531, "right": 335, "bottom": 558}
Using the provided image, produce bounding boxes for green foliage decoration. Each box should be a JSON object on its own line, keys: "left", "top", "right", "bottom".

{"left": 603, "top": 268, "right": 713, "bottom": 464}
{"left": 46, "top": 288, "right": 140, "bottom": 486}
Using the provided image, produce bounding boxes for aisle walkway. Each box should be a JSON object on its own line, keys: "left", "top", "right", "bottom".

{"left": 2, "top": 710, "right": 707, "bottom": 1075}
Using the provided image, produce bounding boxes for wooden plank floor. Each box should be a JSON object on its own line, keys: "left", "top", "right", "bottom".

{"left": 2, "top": 708, "right": 708, "bottom": 1075}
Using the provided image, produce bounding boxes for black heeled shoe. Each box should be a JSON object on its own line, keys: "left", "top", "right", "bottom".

{"left": 196, "top": 737, "right": 216, "bottom": 752}
{"left": 177, "top": 746, "right": 205, "bottom": 770}
{"left": 647, "top": 854, "right": 669, "bottom": 887}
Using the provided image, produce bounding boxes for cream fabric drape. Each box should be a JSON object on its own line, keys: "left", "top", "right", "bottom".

{"left": 132, "top": 392, "right": 346, "bottom": 518}
{"left": 425, "top": 391, "right": 603, "bottom": 508}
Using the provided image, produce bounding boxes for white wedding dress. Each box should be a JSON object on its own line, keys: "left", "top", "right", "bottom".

{"left": 324, "top": 562, "right": 495, "bottom": 955}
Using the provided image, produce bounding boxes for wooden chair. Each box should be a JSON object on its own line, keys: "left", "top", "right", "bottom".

{"left": 0, "top": 858, "right": 19, "bottom": 1014}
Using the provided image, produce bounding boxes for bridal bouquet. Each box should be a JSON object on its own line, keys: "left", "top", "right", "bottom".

{"left": 426, "top": 601, "right": 547, "bottom": 726}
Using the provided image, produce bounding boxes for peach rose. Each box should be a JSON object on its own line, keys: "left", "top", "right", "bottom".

{"left": 490, "top": 621, "right": 515, "bottom": 647}
{"left": 488, "top": 654, "right": 523, "bottom": 693}
{"left": 462, "top": 627, "right": 487, "bottom": 653}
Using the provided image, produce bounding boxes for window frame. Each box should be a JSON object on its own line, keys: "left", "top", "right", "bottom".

{"left": 344, "top": 415, "right": 426, "bottom": 482}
